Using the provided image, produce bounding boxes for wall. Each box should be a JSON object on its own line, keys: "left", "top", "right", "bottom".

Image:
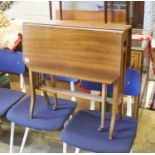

{"left": 143, "top": 1, "right": 155, "bottom": 37}
{"left": 4, "top": 1, "right": 49, "bottom": 21}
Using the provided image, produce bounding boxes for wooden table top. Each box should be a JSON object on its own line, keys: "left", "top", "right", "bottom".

{"left": 23, "top": 20, "right": 131, "bottom": 32}
{"left": 23, "top": 22, "right": 125, "bottom": 84}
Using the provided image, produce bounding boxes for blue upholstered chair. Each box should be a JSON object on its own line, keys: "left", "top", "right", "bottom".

{"left": 79, "top": 68, "right": 141, "bottom": 116}
{"left": 0, "top": 49, "right": 25, "bottom": 118}
{"left": 61, "top": 68, "right": 141, "bottom": 153}
{"left": 6, "top": 76, "right": 77, "bottom": 152}
{"left": 0, "top": 49, "right": 25, "bottom": 152}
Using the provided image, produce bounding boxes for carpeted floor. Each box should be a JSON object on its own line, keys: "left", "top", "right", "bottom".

{"left": 0, "top": 108, "right": 155, "bottom": 153}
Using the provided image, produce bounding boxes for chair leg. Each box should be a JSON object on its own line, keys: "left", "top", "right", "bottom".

{"left": 19, "top": 127, "right": 30, "bottom": 153}
{"left": 10, "top": 122, "right": 15, "bottom": 153}
{"left": 90, "top": 100, "right": 95, "bottom": 110}
{"left": 127, "top": 96, "right": 132, "bottom": 117}
{"left": 75, "top": 148, "right": 80, "bottom": 153}
{"left": 63, "top": 142, "right": 67, "bottom": 153}
{"left": 64, "top": 119, "right": 69, "bottom": 127}
{"left": 70, "top": 82, "right": 76, "bottom": 101}
{"left": 20, "top": 73, "right": 26, "bottom": 93}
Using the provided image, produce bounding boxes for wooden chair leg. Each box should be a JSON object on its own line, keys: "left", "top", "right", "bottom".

{"left": 109, "top": 80, "right": 119, "bottom": 140}
{"left": 10, "top": 122, "right": 15, "bottom": 153}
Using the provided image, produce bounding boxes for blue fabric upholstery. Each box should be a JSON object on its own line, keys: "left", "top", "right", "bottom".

{"left": 124, "top": 68, "right": 141, "bottom": 96}
{"left": 45, "top": 74, "right": 78, "bottom": 82}
{"left": 0, "top": 49, "right": 25, "bottom": 73}
{"left": 80, "top": 81, "right": 102, "bottom": 91}
{"left": 80, "top": 68, "right": 141, "bottom": 96}
{"left": 7, "top": 96, "right": 77, "bottom": 131}
{"left": 61, "top": 110, "right": 137, "bottom": 153}
{"left": 0, "top": 88, "right": 24, "bottom": 116}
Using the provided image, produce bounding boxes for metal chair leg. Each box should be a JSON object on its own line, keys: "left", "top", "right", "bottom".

{"left": 10, "top": 122, "right": 15, "bottom": 153}
{"left": 75, "top": 148, "right": 80, "bottom": 153}
{"left": 64, "top": 119, "right": 69, "bottom": 127}
{"left": 19, "top": 127, "right": 30, "bottom": 153}
{"left": 127, "top": 96, "right": 132, "bottom": 117}
{"left": 20, "top": 73, "right": 26, "bottom": 93}
{"left": 63, "top": 142, "right": 67, "bottom": 153}
{"left": 70, "top": 81, "right": 76, "bottom": 101}
{"left": 90, "top": 100, "right": 95, "bottom": 110}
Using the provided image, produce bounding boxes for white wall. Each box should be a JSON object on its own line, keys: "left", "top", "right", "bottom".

{"left": 62, "top": 1, "right": 99, "bottom": 11}
{"left": 143, "top": 1, "right": 155, "bottom": 37}
{"left": 4, "top": 1, "right": 49, "bottom": 21}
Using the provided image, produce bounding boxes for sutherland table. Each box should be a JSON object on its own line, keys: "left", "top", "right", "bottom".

{"left": 22, "top": 20, "right": 132, "bottom": 140}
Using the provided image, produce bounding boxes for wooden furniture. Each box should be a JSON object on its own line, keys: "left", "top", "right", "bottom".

{"left": 22, "top": 20, "right": 131, "bottom": 140}
{"left": 52, "top": 1, "right": 130, "bottom": 24}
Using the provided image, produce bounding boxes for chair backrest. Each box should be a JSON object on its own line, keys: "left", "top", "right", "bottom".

{"left": 124, "top": 68, "right": 141, "bottom": 96}
{"left": 45, "top": 74, "right": 78, "bottom": 83}
{"left": 0, "top": 49, "right": 25, "bottom": 74}
{"left": 80, "top": 68, "right": 141, "bottom": 96}
{"left": 80, "top": 81, "right": 102, "bottom": 91}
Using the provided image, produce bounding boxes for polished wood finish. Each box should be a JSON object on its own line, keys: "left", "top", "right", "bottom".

{"left": 23, "top": 21, "right": 131, "bottom": 139}
{"left": 59, "top": 1, "right": 63, "bottom": 20}
{"left": 49, "top": 1, "right": 52, "bottom": 20}
{"left": 29, "top": 70, "right": 36, "bottom": 119}
{"left": 23, "top": 23, "right": 125, "bottom": 84}
{"left": 56, "top": 10, "right": 126, "bottom": 23}
{"left": 110, "top": 1, "right": 114, "bottom": 23}
{"left": 104, "top": 1, "right": 108, "bottom": 23}
{"left": 132, "top": 1, "right": 144, "bottom": 29}
{"left": 109, "top": 79, "right": 119, "bottom": 140}
{"left": 51, "top": 75, "right": 58, "bottom": 110}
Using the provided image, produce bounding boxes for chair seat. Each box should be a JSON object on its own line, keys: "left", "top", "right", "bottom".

{"left": 7, "top": 95, "right": 77, "bottom": 131}
{"left": 61, "top": 110, "right": 137, "bottom": 153}
{"left": 0, "top": 88, "right": 24, "bottom": 116}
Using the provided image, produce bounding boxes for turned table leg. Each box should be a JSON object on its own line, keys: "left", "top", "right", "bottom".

{"left": 109, "top": 79, "right": 119, "bottom": 140}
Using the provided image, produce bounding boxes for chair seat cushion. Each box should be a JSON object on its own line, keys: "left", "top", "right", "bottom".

{"left": 0, "top": 88, "right": 24, "bottom": 116}
{"left": 7, "top": 95, "right": 77, "bottom": 131}
{"left": 61, "top": 110, "right": 137, "bottom": 153}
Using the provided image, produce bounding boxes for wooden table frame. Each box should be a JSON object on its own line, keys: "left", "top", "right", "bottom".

{"left": 23, "top": 21, "right": 131, "bottom": 140}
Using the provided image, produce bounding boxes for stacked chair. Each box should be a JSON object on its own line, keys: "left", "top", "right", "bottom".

{"left": 0, "top": 50, "right": 77, "bottom": 153}
{"left": 0, "top": 49, "right": 25, "bottom": 151}
{"left": 61, "top": 68, "right": 141, "bottom": 153}
{"left": 3, "top": 21, "right": 142, "bottom": 153}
